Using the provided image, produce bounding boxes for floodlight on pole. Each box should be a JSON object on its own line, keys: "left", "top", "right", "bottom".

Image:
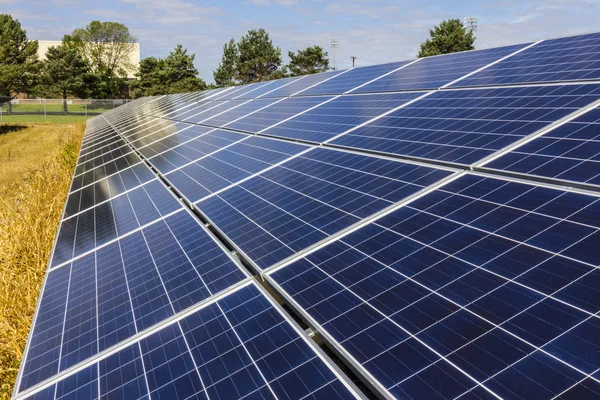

{"left": 330, "top": 38, "right": 339, "bottom": 70}
{"left": 351, "top": 56, "right": 357, "bottom": 68}
{"left": 463, "top": 17, "right": 478, "bottom": 33}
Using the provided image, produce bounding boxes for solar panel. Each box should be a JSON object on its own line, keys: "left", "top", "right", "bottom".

{"left": 16, "top": 30, "right": 600, "bottom": 400}
{"left": 226, "top": 96, "right": 335, "bottom": 133}
{"left": 267, "top": 173, "right": 600, "bottom": 399}
{"left": 262, "top": 92, "right": 425, "bottom": 143}
{"left": 454, "top": 32, "right": 600, "bottom": 87}
{"left": 262, "top": 70, "right": 346, "bottom": 98}
{"left": 18, "top": 282, "right": 362, "bottom": 399}
{"left": 196, "top": 148, "right": 455, "bottom": 269}
{"left": 352, "top": 43, "right": 529, "bottom": 93}
{"left": 331, "top": 84, "right": 600, "bottom": 164}
{"left": 298, "top": 61, "right": 412, "bottom": 96}
{"left": 482, "top": 103, "right": 600, "bottom": 186}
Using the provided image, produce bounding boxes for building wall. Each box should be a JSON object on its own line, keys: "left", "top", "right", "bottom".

{"left": 36, "top": 40, "right": 140, "bottom": 79}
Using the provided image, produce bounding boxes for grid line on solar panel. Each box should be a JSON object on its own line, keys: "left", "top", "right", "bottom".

{"left": 297, "top": 61, "right": 413, "bottom": 96}
{"left": 330, "top": 83, "right": 600, "bottom": 165}
{"left": 481, "top": 101, "right": 600, "bottom": 187}
{"left": 261, "top": 69, "right": 348, "bottom": 98}
{"left": 144, "top": 129, "right": 248, "bottom": 174}
{"left": 196, "top": 98, "right": 285, "bottom": 128}
{"left": 16, "top": 208, "right": 250, "bottom": 395}
{"left": 266, "top": 173, "right": 600, "bottom": 399}
{"left": 49, "top": 188, "right": 184, "bottom": 269}
{"left": 63, "top": 176, "right": 160, "bottom": 221}
{"left": 194, "top": 148, "right": 457, "bottom": 270}
{"left": 441, "top": 41, "right": 541, "bottom": 89}
{"left": 225, "top": 96, "right": 337, "bottom": 134}
{"left": 260, "top": 92, "right": 426, "bottom": 143}
{"left": 15, "top": 281, "right": 362, "bottom": 400}
{"left": 453, "top": 32, "right": 600, "bottom": 87}
{"left": 234, "top": 75, "right": 305, "bottom": 99}
{"left": 163, "top": 138, "right": 312, "bottom": 204}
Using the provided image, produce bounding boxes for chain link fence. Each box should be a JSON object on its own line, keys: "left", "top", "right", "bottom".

{"left": 0, "top": 99, "right": 130, "bottom": 122}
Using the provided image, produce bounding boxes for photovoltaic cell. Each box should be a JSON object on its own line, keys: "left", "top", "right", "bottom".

{"left": 269, "top": 173, "right": 600, "bottom": 399}
{"left": 485, "top": 106, "right": 600, "bottom": 186}
{"left": 18, "top": 283, "right": 360, "bottom": 400}
{"left": 164, "top": 136, "right": 309, "bottom": 203}
{"left": 197, "top": 97, "right": 281, "bottom": 127}
{"left": 197, "top": 148, "right": 453, "bottom": 269}
{"left": 18, "top": 30, "right": 600, "bottom": 400}
{"left": 455, "top": 32, "right": 600, "bottom": 87}
{"left": 298, "top": 61, "right": 412, "bottom": 96}
{"left": 262, "top": 92, "right": 424, "bottom": 143}
{"left": 17, "top": 209, "right": 247, "bottom": 392}
{"left": 51, "top": 180, "right": 182, "bottom": 267}
{"left": 355, "top": 44, "right": 528, "bottom": 93}
{"left": 261, "top": 70, "right": 346, "bottom": 98}
{"left": 147, "top": 129, "right": 248, "bottom": 173}
{"left": 332, "top": 84, "right": 600, "bottom": 164}
{"left": 226, "top": 96, "right": 334, "bottom": 133}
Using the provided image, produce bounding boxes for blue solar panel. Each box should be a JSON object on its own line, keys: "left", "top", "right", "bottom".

{"left": 268, "top": 173, "right": 600, "bottom": 399}
{"left": 232, "top": 75, "right": 303, "bottom": 99}
{"left": 262, "top": 92, "right": 424, "bottom": 142}
{"left": 197, "top": 98, "right": 281, "bottom": 127}
{"left": 332, "top": 84, "right": 600, "bottom": 164}
{"left": 137, "top": 124, "right": 215, "bottom": 159}
{"left": 17, "top": 283, "right": 360, "bottom": 400}
{"left": 299, "top": 61, "right": 412, "bottom": 96}
{"left": 65, "top": 163, "right": 157, "bottom": 217}
{"left": 262, "top": 70, "right": 345, "bottom": 98}
{"left": 146, "top": 129, "right": 247, "bottom": 173}
{"left": 52, "top": 180, "right": 182, "bottom": 267}
{"left": 353, "top": 43, "right": 528, "bottom": 93}
{"left": 17, "top": 209, "right": 247, "bottom": 393}
{"left": 455, "top": 32, "right": 600, "bottom": 87}
{"left": 197, "top": 148, "right": 453, "bottom": 269}
{"left": 226, "top": 96, "right": 334, "bottom": 134}
{"left": 164, "top": 136, "right": 309, "bottom": 203}
{"left": 164, "top": 100, "right": 225, "bottom": 121}
{"left": 19, "top": 31, "right": 600, "bottom": 400}
{"left": 485, "top": 105, "right": 600, "bottom": 186}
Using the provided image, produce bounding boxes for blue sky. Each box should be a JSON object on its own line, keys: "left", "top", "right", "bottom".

{"left": 3, "top": 0, "right": 600, "bottom": 83}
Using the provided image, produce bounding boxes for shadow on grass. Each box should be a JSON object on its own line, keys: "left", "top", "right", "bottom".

{"left": 0, "top": 124, "right": 28, "bottom": 135}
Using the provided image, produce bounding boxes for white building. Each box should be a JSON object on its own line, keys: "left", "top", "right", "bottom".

{"left": 36, "top": 40, "right": 140, "bottom": 79}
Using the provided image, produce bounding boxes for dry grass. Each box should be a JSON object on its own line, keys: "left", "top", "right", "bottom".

{"left": 0, "top": 123, "right": 83, "bottom": 399}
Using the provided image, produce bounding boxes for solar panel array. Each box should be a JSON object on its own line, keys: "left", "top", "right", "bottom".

{"left": 15, "top": 32, "right": 600, "bottom": 400}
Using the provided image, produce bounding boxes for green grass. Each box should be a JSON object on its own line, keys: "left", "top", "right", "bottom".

{"left": 5, "top": 103, "right": 113, "bottom": 113}
{"left": 0, "top": 114, "right": 91, "bottom": 123}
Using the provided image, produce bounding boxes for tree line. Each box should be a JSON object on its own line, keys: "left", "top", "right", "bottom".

{"left": 0, "top": 13, "right": 475, "bottom": 110}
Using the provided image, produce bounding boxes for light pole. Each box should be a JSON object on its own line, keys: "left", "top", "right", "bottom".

{"left": 351, "top": 56, "right": 357, "bottom": 68}
{"left": 463, "top": 17, "right": 478, "bottom": 34}
{"left": 330, "top": 38, "right": 339, "bottom": 70}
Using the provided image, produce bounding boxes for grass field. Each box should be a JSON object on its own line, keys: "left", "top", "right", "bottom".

{"left": 3, "top": 103, "right": 115, "bottom": 113}
{"left": 0, "top": 114, "right": 91, "bottom": 124}
{"left": 0, "top": 123, "right": 84, "bottom": 399}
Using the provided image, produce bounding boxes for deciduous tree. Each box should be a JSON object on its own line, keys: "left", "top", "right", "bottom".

{"left": 63, "top": 21, "right": 137, "bottom": 97}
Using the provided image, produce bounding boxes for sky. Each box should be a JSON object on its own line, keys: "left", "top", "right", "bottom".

{"left": 3, "top": 0, "right": 600, "bottom": 83}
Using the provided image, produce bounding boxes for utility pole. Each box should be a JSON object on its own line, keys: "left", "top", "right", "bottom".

{"left": 330, "top": 38, "right": 339, "bottom": 70}
{"left": 351, "top": 56, "right": 357, "bottom": 68}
